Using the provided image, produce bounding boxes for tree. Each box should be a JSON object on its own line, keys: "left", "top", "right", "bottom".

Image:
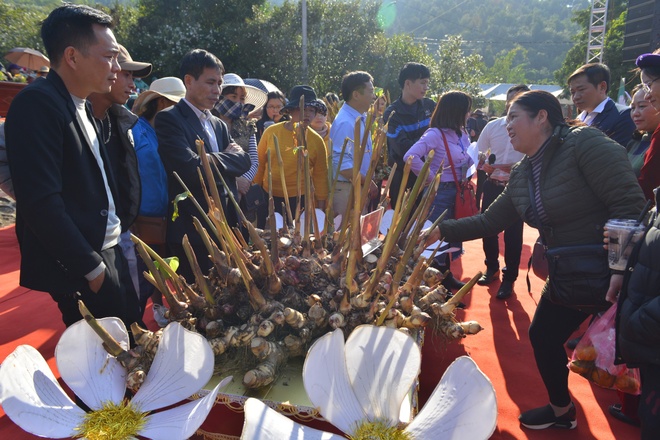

{"left": 554, "top": 1, "right": 631, "bottom": 98}
{"left": 482, "top": 46, "right": 528, "bottom": 85}
{"left": 429, "top": 35, "right": 483, "bottom": 102}
{"left": 0, "top": 2, "right": 48, "bottom": 61}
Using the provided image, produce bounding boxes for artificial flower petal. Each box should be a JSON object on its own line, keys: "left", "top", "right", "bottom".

{"left": 56, "top": 317, "right": 129, "bottom": 410}
{"left": 405, "top": 356, "right": 497, "bottom": 440}
{"left": 241, "top": 397, "right": 344, "bottom": 440}
{"left": 0, "top": 345, "right": 85, "bottom": 438}
{"left": 132, "top": 322, "right": 214, "bottom": 412}
{"left": 140, "top": 377, "right": 230, "bottom": 440}
{"left": 344, "top": 325, "right": 420, "bottom": 425}
{"left": 303, "top": 328, "right": 365, "bottom": 436}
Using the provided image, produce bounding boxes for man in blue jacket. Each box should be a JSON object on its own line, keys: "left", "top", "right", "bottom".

{"left": 383, "top": 63, "right": 436, "bottom": 209}
{"left": 568, "top": 63, "right": 635, "bottom": 147}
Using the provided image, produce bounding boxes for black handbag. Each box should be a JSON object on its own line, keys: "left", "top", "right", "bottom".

{"left": 544, "top": 244, "right": 611, "bottom": 314}
{"left": 242, "top": 185, "right": 266, "bottom": 221}
{"left": 526, "top": 172, "right": 610, "bottom": 314}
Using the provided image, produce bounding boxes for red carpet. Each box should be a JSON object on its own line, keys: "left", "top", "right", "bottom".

{"left": 0, "top": 224, "right": 640, "bottom": 439}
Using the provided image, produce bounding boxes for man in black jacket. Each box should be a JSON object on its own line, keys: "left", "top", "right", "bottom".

{"left": 4, "top": 4, "right": 143, "bottom": 330}
{"left": 88, "top": 44, "right": 151, "bottom": 314}
{"left": 156, "top": 49, "right": 251, "bottom": 282}
{"left": 383, "top": 63, "right": 436, "bottom": 209}
{"left": 610, "top": 190, "right": 660, "bottom": 439}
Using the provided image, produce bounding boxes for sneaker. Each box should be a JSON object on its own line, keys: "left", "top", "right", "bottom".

{"left": 519, "top": 403, "right": 577, "bottom": 430}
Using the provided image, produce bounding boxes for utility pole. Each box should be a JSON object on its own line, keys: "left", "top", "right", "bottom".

{"left": 302, "top": 0, "right": 308, "bottom": 84}
{"left": 586, "top": 0, "right": 609, "bottom": 63}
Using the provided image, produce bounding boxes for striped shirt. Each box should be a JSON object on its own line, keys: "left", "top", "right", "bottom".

{"left": 528, "top": 136, "right": 552, "bottom": 225}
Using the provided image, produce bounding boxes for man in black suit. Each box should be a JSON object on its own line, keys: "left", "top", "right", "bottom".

{"left": 4, "top": 4, "right": 143, "bottom": 330}
{"left": 568, "top": 63, "right": 635, "bottom": 147}
{"left": 156, "top": 49, "right": 250, "bottom": 282}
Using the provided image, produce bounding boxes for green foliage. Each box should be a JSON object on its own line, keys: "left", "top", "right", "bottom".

{"left": 2, "top": 0, "right": 488, "bottom": 105}
{"left": 482, "top": 46, "right": 528, "bottom": 84}
{"left": 429, "top": 35, "right": 484, "bottom": 106}
{"left": 121, "top": 0, "right": 265, "bottom": 78}
{"left": 0, "top": 1, "right": 49, "bottom": 63}
{"left": 386, "top": 0, "right": 588, "bottom": 84}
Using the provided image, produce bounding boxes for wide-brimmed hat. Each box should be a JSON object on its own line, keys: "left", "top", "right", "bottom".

{"left": 38, "top": 65, "right": 49, "bottom": 74}
{"left": 636, "top": 53, "right": 660, "bottom": 68}
{"left": 281, "top": 85, "right": 325, "bottom": 114}
{"left": 132, "top": 77, "right": 186, "bottom": 115}
{"left": 117, "top": 45, "right": 152, "bottom": 78}
{"left": 221, "top": 73, "right": 267, "bottom": 110}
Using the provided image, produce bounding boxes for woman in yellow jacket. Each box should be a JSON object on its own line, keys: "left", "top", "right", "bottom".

{"left": 254, "top": 85, "right": 329, "bottom": 228}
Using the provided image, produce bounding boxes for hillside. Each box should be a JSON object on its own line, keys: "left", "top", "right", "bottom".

{"left": 384, "top": 0, "right": 590, "bottom": 83}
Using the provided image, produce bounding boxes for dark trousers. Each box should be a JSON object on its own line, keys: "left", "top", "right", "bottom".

{"left": 388, "top": 163, "right": 417, "bottom": 209}
{"left": 481, "top": 179, "right": 524, "bottom": 281}
{"left": 475, "top": 169, "right": 487, "bottom": 210}
{"left": 529, "top": 296, "right": 590, "bottom": 406}
{"left": 256, "top": 188, "right": 305, "bottom": 229}
{"left": 49, "top": 244, "right": 144, "bottom": 333}
{"left": 639, "top": 363, "right": 660, "bottom": 440}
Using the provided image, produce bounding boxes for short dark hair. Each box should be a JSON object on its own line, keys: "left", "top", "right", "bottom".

{"left": 325, "top": 92, "right": 339, "bottom": 104}
{"left": 221, "top": 85, "right": 240, "bottom": 97}
{"left": 41, "top": 4, "right": 113, "bottom": 67}
{"left": 510, "top": 90, "right": 567, "bottom": 128}
{"left": 430, "top": 90, "right": 472, "bottom": 136}
{"left": 179, "top": 49, "right": 224, "bottom": 81}
{"left": 507, "top": 84, "right": 530, "bottom": 98}
{"left": 398, "top": 62, "right": 430, "bottom": 88}
{"left": 341, "top": 71, "right": 373, "bottom": 103}
{"left": 568, "top": 63, "right": 611, "bottom": 93}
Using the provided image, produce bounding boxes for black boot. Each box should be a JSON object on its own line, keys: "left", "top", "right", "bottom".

{"left": 442, "top": 272, "right": 466, "bottom": 291}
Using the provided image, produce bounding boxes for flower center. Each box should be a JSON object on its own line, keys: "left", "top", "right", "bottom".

{"left": 350, "top": 420, "right": 413, "bottom": 440}
{"left": 75, "top": 400, "right": 146, "bottom": 440}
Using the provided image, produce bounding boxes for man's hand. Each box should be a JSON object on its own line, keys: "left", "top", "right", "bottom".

{"left": 482, "top": 163, "right": 495, "bottom": 174}
{"left": 224, "top": 142, "right": 243, "bottom": 154}
{"left": 606, "top": 274, "right": 623, "bottom": 304}
{"left": 88, "top": 271, "right": 105, "bottom": 294}
{"left": 236, "top": 177, "right": 250, "bottom": 196}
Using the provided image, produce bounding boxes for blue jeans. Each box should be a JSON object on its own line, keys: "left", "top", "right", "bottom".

{"left": 427, "top": 183, "right": 460, "bottom": 266}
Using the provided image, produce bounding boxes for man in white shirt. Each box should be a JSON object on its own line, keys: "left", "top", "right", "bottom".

{"left": 329, "top": 71, "right": 379, "bottom": 217}
{"left": 568, "top": 63, "right": 634, "bottom": 146}
{"left": 476, "top": 84, "right": 529, "bottom": 300}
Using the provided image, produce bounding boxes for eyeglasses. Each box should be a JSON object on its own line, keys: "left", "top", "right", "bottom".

{"left": 642, "top": 77, "right": 660, "bottom": 94}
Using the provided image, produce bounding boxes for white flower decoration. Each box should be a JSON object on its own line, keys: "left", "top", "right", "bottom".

{"left": 0, "top": 318, "right": 230, "bottom": 440}
{"left": 241, "top": 325, "right": 497, "bottom": 440}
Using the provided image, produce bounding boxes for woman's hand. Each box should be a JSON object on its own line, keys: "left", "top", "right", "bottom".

{"left": 606, "top": 273, "right": 623, "bottom": 304}
{"left": 415, "top": 225, "right": 441, "bottom": 259}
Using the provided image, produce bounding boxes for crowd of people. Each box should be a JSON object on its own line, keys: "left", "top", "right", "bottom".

{"left": 2, "top": 3, "right": 659, "bottom": 439}
{"left": 0, "top": 62, "right": 49, "bottom": 83}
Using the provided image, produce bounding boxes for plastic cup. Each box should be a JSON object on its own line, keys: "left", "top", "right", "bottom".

{"left": 606, "top": 219, "right": 646, "bottom": 270}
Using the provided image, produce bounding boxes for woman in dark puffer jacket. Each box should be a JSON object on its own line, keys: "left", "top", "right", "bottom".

{"left": 423, "top": 90, "right": 645, "bottom": 430}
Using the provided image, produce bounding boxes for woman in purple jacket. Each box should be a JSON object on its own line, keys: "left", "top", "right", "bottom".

{"left": 404, "top": 90, "right": 473, "bottom": 291}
